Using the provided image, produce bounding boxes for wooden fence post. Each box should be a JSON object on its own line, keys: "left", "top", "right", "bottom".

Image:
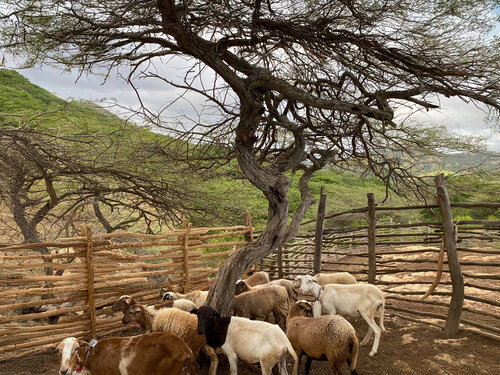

{"left": 277, "top": 246, "right": 283, "bottom": 279}
{"left": 183, "top": 223, "right": 192, "bottom": 293}
{"left": 243, "top": 210, "right": 257, "bottom": 272}
{"left": 367, "top": 193, "right": 376, "bottom": 284}
{"left": 82, "top": 225, "right": 96, "bottom": 339}
{"left": 435, "top": 173, "right": 464, "bottom": 338}
{"left": 243, "top": 210, "right": 254, "bottom": 243}
{"left": 314, "top": 186, "right": 327, "bottom": 274}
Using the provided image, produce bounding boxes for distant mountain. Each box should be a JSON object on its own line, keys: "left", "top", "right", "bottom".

{"left": 420, "top": 152, "right": 500, "bottom": 173}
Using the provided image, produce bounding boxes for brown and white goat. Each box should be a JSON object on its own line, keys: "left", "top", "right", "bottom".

{"left": 160, "top": 289, "right": 208, "bottom": 308}
{"left": 112, "top": 294, "right": 196, "bottom": 314}
{"left": 112, "top": 295, "right": 196, "bottom": 332}
{"left": 56, "top": 333, "right": 192, "bottom": 375}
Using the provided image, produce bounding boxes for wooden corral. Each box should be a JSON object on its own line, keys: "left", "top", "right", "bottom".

{"left": 260, "top": 184, "right": 500, "bottom": 341}
{"left": 0, "top": 211, "right": 254, "bottom": 359}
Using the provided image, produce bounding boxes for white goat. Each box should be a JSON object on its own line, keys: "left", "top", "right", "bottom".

{"left": 293, "top": 272, "right": 356, "bottom": 289}
{"left": 194, "top": 305, "right": 298, "bottom": 375}
{"left": 298, "top": 274, "right": 385, "bottom": 357}
{"left": 162, "top": 290, "right": 208, "bottom": 308}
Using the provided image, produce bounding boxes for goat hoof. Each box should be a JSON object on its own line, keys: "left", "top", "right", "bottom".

{"left": 369, "top": 350, "right": 377, "bottom": 357}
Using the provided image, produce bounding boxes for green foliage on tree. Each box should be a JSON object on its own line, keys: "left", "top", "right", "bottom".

{"left": 1, "top": 1, "right": 499, "bottom": 310}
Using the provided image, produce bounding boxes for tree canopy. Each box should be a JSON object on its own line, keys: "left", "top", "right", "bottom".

{"left": 0, "top": 70, "right": 223, "bottom": 249}
{"left": 1, "top": 0, "right": 499, "bottom": 312}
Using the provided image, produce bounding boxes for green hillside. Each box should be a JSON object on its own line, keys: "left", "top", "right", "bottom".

{"left": 0, "top": 69, "right": 497, "bottom": 234}
{"left": 0, "top": 69, "right": 132, "bottom": 136}
{"left": 0, "top": 69, "right": 66, "bottom": 112}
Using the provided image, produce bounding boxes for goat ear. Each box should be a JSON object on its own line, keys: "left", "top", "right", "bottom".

{"left": 55, "top": 342, "right": 63, "bottom": 352}
{"left": 214, "top": 311, "right": 221, "bottom": 318}
{"left": 190, "top": 309, "right": 198, "bottom": 315}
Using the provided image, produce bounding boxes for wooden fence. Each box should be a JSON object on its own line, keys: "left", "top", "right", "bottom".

{"left": 0, "top": 211, "right": 254, "bottom": 359}
{"left": 260, "top": 179, "right": 500, "bottom": 341}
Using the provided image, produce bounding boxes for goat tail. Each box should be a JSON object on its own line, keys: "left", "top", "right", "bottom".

{"left": 347, "top": 335, "right": 359, "bottom": 374}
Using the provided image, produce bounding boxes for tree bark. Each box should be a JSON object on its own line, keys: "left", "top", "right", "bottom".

{"left": 10, "top": 190, "right": 53, "bottom": 276}
{"left": 206, "top": 130, "right": 290, "bottom": 315}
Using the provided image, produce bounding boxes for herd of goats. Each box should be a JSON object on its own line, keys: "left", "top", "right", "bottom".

{"left": 56, "top": 271, "right": 386, "bottom": 375}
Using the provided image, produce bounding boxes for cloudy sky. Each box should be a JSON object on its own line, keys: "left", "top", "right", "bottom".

{"left": 8, "top": 56, "right": 500, "bottom": 152}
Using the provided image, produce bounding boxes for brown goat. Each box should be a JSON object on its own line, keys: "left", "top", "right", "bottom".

{"left": 243, "top": 271, "right": 270, "bottom": 286}
{"left": 286, "top": 300, "right": 359, "bottom": 375}
{"left": 232, "top": 285, "right": 289, "bottom": 326}
{"left": 111, "top": 295, "right": 137, "bottom": 313}
{"left": 236, "top": 278, "right": 298, "bottom": 301}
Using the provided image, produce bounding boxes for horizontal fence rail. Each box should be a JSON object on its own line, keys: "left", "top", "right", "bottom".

{"left": 0, "top": 211, "right": 254, "bottom": 359}
{"left": 260, "top": 194, "right": 500, "bottom": 341}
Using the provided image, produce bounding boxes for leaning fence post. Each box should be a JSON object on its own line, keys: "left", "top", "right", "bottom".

{"left": 182, "top": 223, "right": 192, "bottom": 293}
{"left": 314, "top": 186, "right": 327, "bottom": 274}
{"left": 82, "top": 225, "right": 96, "bottom": 339}
{"left": 367, "top": 193, "right": 377, "bottom": 284}
{"left": 435, "top": 173, "right": 464, "bottom": 338}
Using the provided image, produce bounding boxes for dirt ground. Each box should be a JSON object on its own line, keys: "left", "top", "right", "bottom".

{"left": 1, "top": 313, "right": 498, "bottom": 375}
{"left": 1, "top": 244, "right": 498, "bottom": 375}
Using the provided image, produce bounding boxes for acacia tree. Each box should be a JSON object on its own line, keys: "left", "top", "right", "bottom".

{"left": 0, "top": 119, "right": 214, "bottom": 249}
{"left": 1, "top": 0, "right": 499, "bottom": 313}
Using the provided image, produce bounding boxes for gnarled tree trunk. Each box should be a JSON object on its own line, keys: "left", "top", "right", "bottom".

{"left": 206, "top": 132, "right": 291, "bottom": 315}
{"left": 206, "top": 129, "right": 323, "bottom": 315}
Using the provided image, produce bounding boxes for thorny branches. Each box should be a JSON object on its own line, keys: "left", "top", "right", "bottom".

{"left": 0, "top": 0, "right": 497, "bottom": 238}
{"left": 1, "top": 0, "right": 499, "bottom": 311}
{"left": 0, "top": 117, "right": 218, "bottom": 244}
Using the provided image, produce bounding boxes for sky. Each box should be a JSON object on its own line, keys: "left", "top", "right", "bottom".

{"left": 12, "top": 63, "right": 499, "bottom": 152}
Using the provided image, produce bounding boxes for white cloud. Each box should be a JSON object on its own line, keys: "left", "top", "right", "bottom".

{"left": 9, "top": 64, "right": 500, "bottom": 151}
{"left": 407, "top": 97, "right": 499, "bottom": 151}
